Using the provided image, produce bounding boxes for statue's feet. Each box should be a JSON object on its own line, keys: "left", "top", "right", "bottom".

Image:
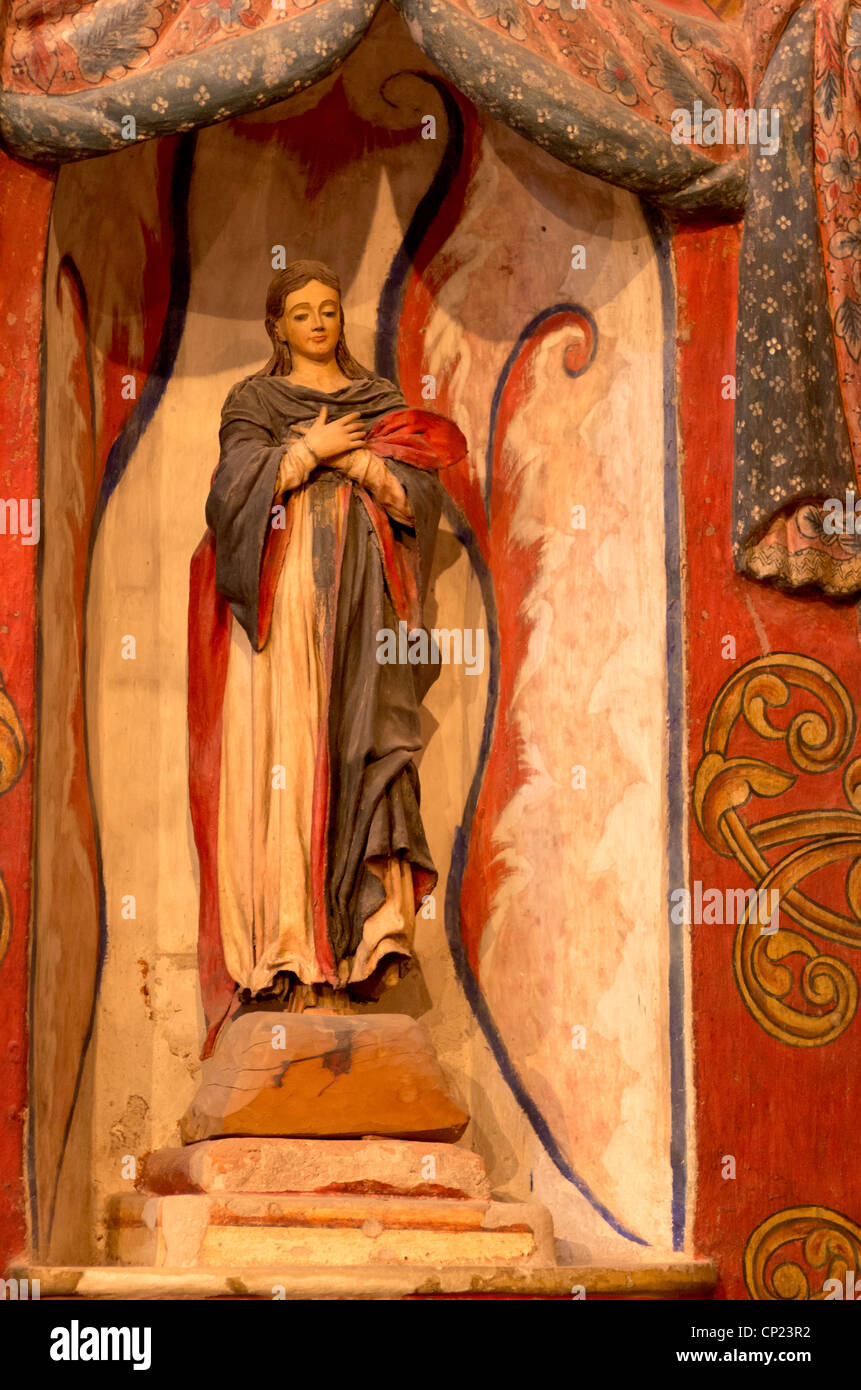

{"left": 286, "top": 981, "right": 353, "bottom": 1013}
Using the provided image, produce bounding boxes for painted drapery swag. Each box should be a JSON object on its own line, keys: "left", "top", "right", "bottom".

{"left": 188, "top": 371, "right": 466, "bottom": 1057}
{"left": 734, "top": 0, "right": 861, "bottom": 596}
{"left": 10, "top": 0, "right": 861, "bottom": 593}
{"left": 0, "top": 0, "right": 749, "bottom": 213}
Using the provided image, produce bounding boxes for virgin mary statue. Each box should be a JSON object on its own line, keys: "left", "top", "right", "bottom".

{"left": 188, "top": 261, "right": 466, "bottom": 1057}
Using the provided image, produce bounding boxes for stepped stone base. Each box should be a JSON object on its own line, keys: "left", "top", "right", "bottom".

{"left": 142, "top": 1137, "right": 490, "bottom": 1199}
{"left": 181, "top": 1011, "right": 468, "bottom": 1143}
{"left": 111, "top": 1017, "right": 552, "bottom": 1281}
{"left": 106, "top": 1192, "right": 555, "bottom": 1269}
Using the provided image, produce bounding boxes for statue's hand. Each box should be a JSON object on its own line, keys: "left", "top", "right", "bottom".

{"left": 296, "top": 406, "right": 366, "bottom": 461}
{"left": 332, "top": 448, "right": 413, "bottom": 525}
{"left": 329, "top": 447, "right": 372, "bottom": 482}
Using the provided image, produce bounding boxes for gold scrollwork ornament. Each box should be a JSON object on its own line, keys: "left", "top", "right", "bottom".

{"left": 745, "top": 1207, "right": 861, "bottom": 1300}
{"left": 0, "top": 669, "right": 26, "bottom": 796}
{"left": 0, "top": 669, "right": 26, "bottom": 969}
{"left": 694, "top": 654, "right": 861, "bottom": 1046}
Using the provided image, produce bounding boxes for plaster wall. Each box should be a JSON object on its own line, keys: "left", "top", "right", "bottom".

{"left": 37, "top": 5, "right": 677, "bottom": 1262}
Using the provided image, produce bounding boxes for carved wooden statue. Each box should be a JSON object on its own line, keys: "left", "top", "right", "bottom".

{"left": 188, "top": 261, "right": 466, "bottom": 1059}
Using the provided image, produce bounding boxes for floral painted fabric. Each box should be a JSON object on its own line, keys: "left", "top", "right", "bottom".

{"left": 2, "top": 0, "right": 311, "bottom": 96}
{"left": 2, "top": 0, "right": 746, "bottom": 100}
{"left": 399, "top": 0, "right": 750, "bottom": 210}
{"left": 0, "top": 0, "right": 752, "bottom": 212}
{"left": 735, "top": 0, "right": 860, "bottom": 594}
{"left": 456, "top": 0, "right": 747, "bottom": 134}
{"left": 744, "top": 0, "right": 805, "bottom": 99}
{"left": 813, "top": 0, "right": 861, "bottom": 482}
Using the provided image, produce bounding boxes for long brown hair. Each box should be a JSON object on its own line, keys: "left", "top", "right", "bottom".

{"left": 256, "top": 260, "right": 368, "bottom": 378}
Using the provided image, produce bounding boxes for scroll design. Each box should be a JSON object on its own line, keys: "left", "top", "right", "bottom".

{"left": 0, "top": 669, "right": 26, "bottom": 796}
{"left": 744, "top": 1206, "right": 861, "bottom": 1300}
{"left": 693, "top": 654, "right": 861, "bottom": 1046}
{"left": 0, "top": 669, "right": 27, "bottom": 969}
{"left": 0, "top": 872, "right": 10, "bottom": 971}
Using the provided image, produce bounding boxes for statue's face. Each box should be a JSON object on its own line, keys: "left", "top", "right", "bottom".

{"left": 276, "top": 279, "right": 341, "bottom": 363}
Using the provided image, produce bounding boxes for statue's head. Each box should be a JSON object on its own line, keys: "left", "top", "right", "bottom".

{"left": 260, "top": 260, "right": 365, "bottom": 378}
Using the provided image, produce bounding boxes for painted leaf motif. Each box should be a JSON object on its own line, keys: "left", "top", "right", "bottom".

{"left": 835, "top": 297, "right": 861, "bottom": 362}
{"left": 13, "top": 0, "right": 78, "bottom": 20}
{"left": 816, "top": 67, "right": 841, "bottom": 127}
{"left": 693, "top": 755, "right": 797, "bottom": 855}
{"left": 193, "top": 15, "right": 220, "bottom": 44}
{"left": 849, "top": 11, "right": 861, "bottom": 94}
{"left": 20, "top": 30, "right": 58, "bottom": 91}
{"left": 573, "top": 44, "right": 602, "bottom": 71}
{"left": 66, "top": 0, "right": 162, "bottom": 84}
{"left": 494, "top": 0, "right": 527, "bottom": 42}
{"left": 643, "top": 37, "right": 701, "bottom": 107}
{"left": 829, "top": 228, "right": 861, "bottom": 259}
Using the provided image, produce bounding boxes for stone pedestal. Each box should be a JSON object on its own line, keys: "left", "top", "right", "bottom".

{"left": 107, "top": 1136, "right": 555, "bottom": 1272}
{"left": 143, "top": 1137, "right": 491, "bottom": 1199}
{"left": 105, "top": 1011, "right": 559, "bottom": 1281}
{"left": 106, "top": 1190, "right": 555, "bottom": 1269}
{"left": 181, "top": 1011, "right": 469, "bottom": 1143}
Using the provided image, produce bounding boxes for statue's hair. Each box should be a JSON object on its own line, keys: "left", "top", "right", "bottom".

{"left": 256, "top": 260, "right": 367, "bottom": 379}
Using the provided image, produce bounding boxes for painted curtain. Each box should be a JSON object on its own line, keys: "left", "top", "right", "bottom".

{"left": 7, "top": 0, "right": 861, "bottom": 596}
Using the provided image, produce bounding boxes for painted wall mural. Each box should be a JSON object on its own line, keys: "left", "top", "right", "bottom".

{"left": 33, "top": 10, "right": 674, "bottom": 1265}
{"left": 2, "top": 0, "right": 861, "bottom": 1310}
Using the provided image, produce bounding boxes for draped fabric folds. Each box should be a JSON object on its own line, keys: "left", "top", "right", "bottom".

{"left": 1, "top": 0, "right": 749, "bottom": 215}
{"left": 733, "top": 0, "right": 861, "bottom": 594}
{"left": 7, "top": 0, "right": 861, "bottom": 588}
{"left": 189, "top": 373, "right": 466, "bottom": 1055}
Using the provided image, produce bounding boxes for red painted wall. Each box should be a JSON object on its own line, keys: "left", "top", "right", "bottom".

{"left": 677, "top": 220, "right": 861, "bottom": 1298}
{"left": 0, "top": 151, "right": 55, "bottom": 1261}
